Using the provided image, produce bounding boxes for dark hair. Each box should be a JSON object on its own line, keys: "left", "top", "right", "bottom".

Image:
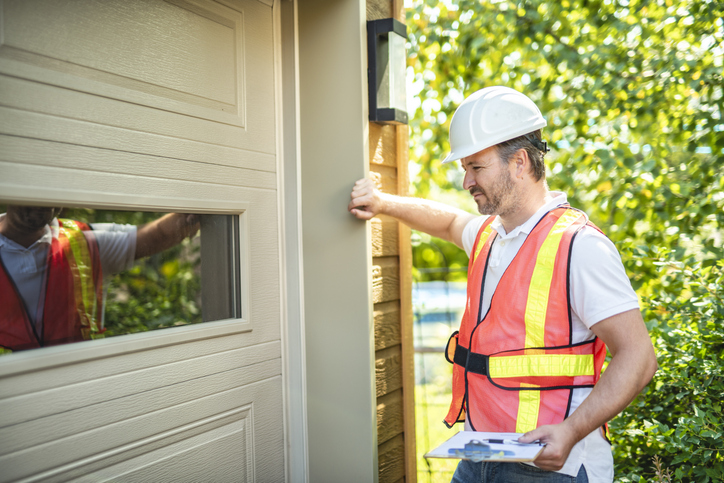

{"left": 495, "top": 129, "right": 548, "bottom": 182}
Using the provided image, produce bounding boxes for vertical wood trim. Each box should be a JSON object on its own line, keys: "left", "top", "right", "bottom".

{"left": 396, "top": 124, "right": 417, "bottom": 482}
{"left": 392, "top": 0, "right": 404, "bottom": 22}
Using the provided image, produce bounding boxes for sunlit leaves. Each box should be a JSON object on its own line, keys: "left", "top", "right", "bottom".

{"left": 407, "top": 0, "right": 724, "bottom": 293}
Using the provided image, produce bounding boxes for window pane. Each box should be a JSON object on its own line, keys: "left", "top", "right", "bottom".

{"left": 0, "top": 205, "right": 240, "bottom": 355}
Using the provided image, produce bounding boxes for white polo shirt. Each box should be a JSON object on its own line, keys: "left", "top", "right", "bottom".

{"left": 460, "top": 192, "right": 639, "bottom": 483}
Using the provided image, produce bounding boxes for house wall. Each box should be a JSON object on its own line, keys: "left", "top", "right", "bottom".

{"left": 366, "top": 2, "right": 417, "bottom": 482}
{"left": 297, "top": 1, "right": 378, "bottom": 482}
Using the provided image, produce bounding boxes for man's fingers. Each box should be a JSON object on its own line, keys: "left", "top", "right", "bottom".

{"left": 519, "top": 424, "right": 574, "bottom": 472}
{"left": 347, "top": 202, "right": 368, "bottom": 215}
{"left": 348, "top": 196, "right": 369, "bottom": 213}
{"left": 350, "top": 186, "right": 372, "bottom": 201}
{"left": 354, "top": 178, "right": 374, "bottom": 189}
{"left": 348, "top": 194, "right": 374, "bottom": 214}
{"left": 350, "top": 208, "right": 374, "bottom": 220}
{"left": 348, "top": 178, "right": 381, "bottom": 220}
{"left": 533, "top": 446, "right": 566, "bottom": 471}
{"left": 518, "top": 429, "right": 542, "bottom": 444}
{"left": 350, "top": 179, "right": 376, "bottom": 198}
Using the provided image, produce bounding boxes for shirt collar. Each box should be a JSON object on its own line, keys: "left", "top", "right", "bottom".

{"left": 490, "top": 191, "right": 568, "bottom": 239}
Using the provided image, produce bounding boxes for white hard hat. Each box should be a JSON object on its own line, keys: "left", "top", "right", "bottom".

{"left": 442, "top": 86, "right": 547, "bottom": 164}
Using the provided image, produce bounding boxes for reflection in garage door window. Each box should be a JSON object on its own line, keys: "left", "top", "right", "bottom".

{"left": 0, "top": 205, "right": 241, "bottom": 355}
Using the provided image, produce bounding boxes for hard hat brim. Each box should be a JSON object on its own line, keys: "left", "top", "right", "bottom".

{"left": 441, "top": 121, "right": 547, "bottom": 164}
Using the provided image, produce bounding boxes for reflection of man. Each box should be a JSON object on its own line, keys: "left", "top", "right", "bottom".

{"left": 349, "top": 86, "right": 658, "bottom": 482}
{"left": 0, "top": 206, "right": 199, "bottom": 351}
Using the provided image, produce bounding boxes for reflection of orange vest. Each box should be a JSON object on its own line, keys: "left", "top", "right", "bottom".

{"left": 444, "top": 207, "right": 607, "bottom": 433}
{"left": 0, "top": 220, "right": 103, "bottom": 351}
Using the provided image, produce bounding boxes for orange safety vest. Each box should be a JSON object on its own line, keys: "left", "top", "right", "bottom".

{"left": 444, "top": 206, "right": 607, "bottom": 433}
{"left": 0, "top": 219, "right": 104, "bottom": 351}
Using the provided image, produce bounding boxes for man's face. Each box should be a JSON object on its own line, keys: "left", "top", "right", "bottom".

{"left": 460, "top": 147, "right": 518, "bottom": 217}
{"left": 5, "top": 205, "right": 61, "bottom": 233}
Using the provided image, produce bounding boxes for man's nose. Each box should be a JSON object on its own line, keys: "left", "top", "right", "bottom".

{"left": 463, "top": 169, "right": 476, "bottom": 190}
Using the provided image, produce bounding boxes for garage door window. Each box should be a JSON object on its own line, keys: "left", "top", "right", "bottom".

{"left": 0, "top": 205, "right": 241, "bottom": 354}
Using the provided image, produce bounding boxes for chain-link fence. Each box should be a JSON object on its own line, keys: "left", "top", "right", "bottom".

{"left": 412, "top": 235, "right": 468, "bottom": 483}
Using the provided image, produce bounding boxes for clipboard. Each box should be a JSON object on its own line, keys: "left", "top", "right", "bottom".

{"left": 424, "top": 431, "right": 545, "bottom": 463}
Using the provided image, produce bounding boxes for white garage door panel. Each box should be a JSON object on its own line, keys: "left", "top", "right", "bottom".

{"left": 0, "top": 68, "right": 276, "bottom": 163}
{"left": 0, "top": 342, "right": 281, "bottom": 433}
{"left": 41, "top": 407, "right": 254, "bottom": 483}
{"left": 0, "top": 106, "right": 276, "bottom": 173}
{"left": 4, "top": 0, "right": 240, "bottom": 110}
{"left": 1, "top": 378, "right": 283, "bottom": 483}
{"left": 0, "top": 158, "right": 280, "bottom": 213}
{"left": 0, "top": 0, "right": 275, "bottom": 155}
{"left": 0, "top": 135, "right": 277, "bottom": 191}
{"left": 76, "top": 413, "right": 253, "bottom": 483}
{"left": 0, "top": 164, "right": 282, "bottom": 360}
{"left": 0, "top": 358, "right": 281, "bottom": 457}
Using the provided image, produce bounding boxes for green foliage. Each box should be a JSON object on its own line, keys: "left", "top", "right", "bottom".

{"left": 407, "top": 0, "right": 724, "bottom": 480}
{"left": 612, "top": 257, "right": 724, "bottom": 482}
{"left": 407, "top": 0, "right": 724, "bottom": 292}
{"left": 412, "top": 231, "right": 469, "bottom": 282}
{"left": 415, "top": 358, "right": 458, "bottom": 483}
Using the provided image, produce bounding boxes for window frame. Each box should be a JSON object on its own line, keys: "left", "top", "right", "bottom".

{"left": 0, "top": 201, "right": 251, "bottom": 377}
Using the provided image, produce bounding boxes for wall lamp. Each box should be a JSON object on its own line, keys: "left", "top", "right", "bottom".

{"left": 367, "top": 18, "right": 408, "bottom": 125}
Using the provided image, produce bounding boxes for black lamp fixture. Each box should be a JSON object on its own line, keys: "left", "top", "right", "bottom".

{"left": 367, "top": 18, "right": 408, "bottom": 125}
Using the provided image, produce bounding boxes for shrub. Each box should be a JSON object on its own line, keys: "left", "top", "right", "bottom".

{"left": 611, "top": 258, "right": 724, "bottom": 482}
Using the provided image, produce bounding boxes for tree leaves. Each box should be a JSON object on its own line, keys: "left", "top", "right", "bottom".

{"left": 408, "top": 0, "right": 724, "bottom": 289}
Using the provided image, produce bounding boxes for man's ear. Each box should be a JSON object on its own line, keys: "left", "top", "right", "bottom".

{"left": 514, "top": 148, "right": 530, "bottom": 179}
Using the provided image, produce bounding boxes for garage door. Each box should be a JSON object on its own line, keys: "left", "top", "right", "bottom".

{"left": 0, "top": 0, "right": 284, "bottom": 481}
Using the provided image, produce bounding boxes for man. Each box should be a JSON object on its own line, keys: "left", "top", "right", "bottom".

{"left": 0, "top": 205, "right": 199, "bottom": 351}
{"left": 348, "top": 86, "right": 657, "bottom": 482}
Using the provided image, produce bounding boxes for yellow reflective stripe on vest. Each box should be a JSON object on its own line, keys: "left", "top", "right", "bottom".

{"left": 507, "top": 353, "right": 595, "bottom": 432}
{"left": 489, "top": 354, "right": 595, "bottom": 378}
{"left": 471, "top": 223, "right": 494, "bottom": 265}
{"left": 517, "top": 210, "right": 583, "bottom": 432}
{"left": 523, "top": 210, "right": 582, "bottom": 348}
{"left": 59, "top": 220, "right": 98, "bottom": 334}
{"left": 516, "top": 382, "right": 540, "bottom": 433}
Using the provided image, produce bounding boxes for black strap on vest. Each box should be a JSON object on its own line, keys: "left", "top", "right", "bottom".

{"left": 454, "top": 344, "right": 489, "bottom": 376}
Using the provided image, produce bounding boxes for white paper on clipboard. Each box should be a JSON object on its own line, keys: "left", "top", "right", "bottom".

{"left": 424, "top": 431, "right": 545, "bottom": 463}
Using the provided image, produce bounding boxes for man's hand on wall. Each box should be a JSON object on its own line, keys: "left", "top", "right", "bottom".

{"left": 348, "top": 178, "right": 384, "bottom": 220}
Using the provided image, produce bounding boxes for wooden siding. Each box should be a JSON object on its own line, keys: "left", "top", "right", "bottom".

{"left": 367, "top": 2, "right": 416, "bottom": 482}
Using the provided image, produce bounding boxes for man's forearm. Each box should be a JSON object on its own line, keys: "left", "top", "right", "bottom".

{"left": 135, "top": 213, "right": 199, "bottom": 259}
{"left": 518, "top": 308, "right": 657, "bottom": 470}
{"left": 565, "top": 309, "right": 657, "bottom": 440}
{"left": 562, "top": 335, "right": 658, "bottom": 443}
{"left": 377, "top": 192, "right": 474, "bottom": 245}
{"left": 348, "top": 178, "right": 476, "bottom": 247}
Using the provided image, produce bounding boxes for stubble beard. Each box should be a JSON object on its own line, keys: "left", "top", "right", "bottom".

{"left": 470, "top": 168, "right": 517, "bottom": 217}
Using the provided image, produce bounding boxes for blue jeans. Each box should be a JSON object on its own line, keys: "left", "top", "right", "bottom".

{"left": 451, "top": 460, "right": 588, "bottom": 483}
